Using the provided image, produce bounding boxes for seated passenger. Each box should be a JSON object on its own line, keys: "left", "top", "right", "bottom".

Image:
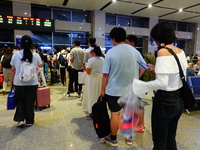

{"left": 186, "top": 63, "right": 195, "bottom": 77}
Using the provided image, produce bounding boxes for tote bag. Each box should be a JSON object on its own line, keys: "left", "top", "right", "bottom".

{"left": 165, "top": 47, "right": 195, "bottom": 109}
{"left": 7, "top": 87, "right": 16, "bottom": 110}
{"left": 78, "top": 72, "right": 87, "bottom": 84}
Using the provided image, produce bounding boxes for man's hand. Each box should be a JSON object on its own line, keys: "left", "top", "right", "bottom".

{"left": 101, "top": 89, "right": 105, "bottom": 97}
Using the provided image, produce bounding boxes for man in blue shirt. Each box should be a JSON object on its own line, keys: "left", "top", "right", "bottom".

{"left": 101, "top": 27, "right": 145, "bottom": 146}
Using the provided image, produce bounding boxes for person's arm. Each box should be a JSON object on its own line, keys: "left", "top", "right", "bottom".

{"left": 139, "top": 68, "right": 145, "bottom": 78}
{"left": 70, "top": 52, "right": 74, "bottom": 63}
{"left": 86, "top": 68, "right": 91, "bottom": 74}
{"left": 0, "top": 55, "right": 4, "bottom": 71}
{"left": 10, "top": 66, "right": 16, "bottom": 86}
{"left": 101, "top": 73, "right": 109, "bottom": 97}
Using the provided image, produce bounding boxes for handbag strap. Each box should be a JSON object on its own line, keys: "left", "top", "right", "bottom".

{"left": 164, "top": 47, "right": 185, "bottom": 84}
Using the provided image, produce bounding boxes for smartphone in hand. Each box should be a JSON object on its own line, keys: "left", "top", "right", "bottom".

{"left": 137, "top": 61, "right": 150, "bottom": 70}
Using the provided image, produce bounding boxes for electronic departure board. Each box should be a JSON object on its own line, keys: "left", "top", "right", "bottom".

{"left": 0, "top": 15, "right": 54, "bottom": 32}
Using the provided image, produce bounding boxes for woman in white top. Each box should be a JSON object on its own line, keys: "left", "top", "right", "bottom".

{"left": 82, "top": 45, "right": 104, "bottom": 116}
{"left": 10, "top": 35, "right": 42, "bottom": 127}
{"left": 132, "top": 22, "right": 188, "bottom": 150}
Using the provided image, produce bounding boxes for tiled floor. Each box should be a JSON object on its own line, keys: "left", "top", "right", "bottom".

{"left": 0, "top": 84, "right": 200, "bottom": 150}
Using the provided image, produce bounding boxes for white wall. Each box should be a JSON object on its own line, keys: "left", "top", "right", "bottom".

{"left": 55, "top": 21, "right": 91, "bottom": 32}
{"left": 92, "top": 10, "right": 106, "bottom": 47}
{"left": 13, "top": 2, "right": 31, "bottom": 17}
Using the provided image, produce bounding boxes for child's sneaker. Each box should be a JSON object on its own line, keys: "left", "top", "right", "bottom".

{"left": 125, "top": 137, "right": 133, "bottom": 145}
{"left": 103, "top": 136, "right": 118, "bottom": 147}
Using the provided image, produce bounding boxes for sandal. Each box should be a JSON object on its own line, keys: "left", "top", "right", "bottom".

{"left": 134, "top": 125, "right": 145, "bottom": 133}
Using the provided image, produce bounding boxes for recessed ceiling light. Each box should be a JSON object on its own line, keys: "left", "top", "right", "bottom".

{"left": 112, "top": 0, "right": 116, "bottom": 2}
{"left": 148, "top": 4, "right": 152, "bottom": 8}
{"left": 179, "top": 9, "right": 183, "bottom": 12}
{"left": 24, "top": 12, "right": 27, "bottom": 15}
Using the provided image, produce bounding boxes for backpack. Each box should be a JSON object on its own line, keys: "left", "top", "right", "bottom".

{"left": 92, "top": 97, "right": 110, "bottom": 138}
{"left": 59, "top": 54, "right": 67, "bottom": 67}
{"left": 2, "top": 55, "right": 12, "bottom": 68}
{"left": 16, "top": 52, "right": 37, "bottom": 82}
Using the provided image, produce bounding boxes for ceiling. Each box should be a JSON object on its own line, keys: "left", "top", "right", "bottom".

{"left": 7, "top": 0, "right": 200, "bottom": 23}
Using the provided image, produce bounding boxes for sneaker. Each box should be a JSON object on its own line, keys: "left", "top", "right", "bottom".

{"left": 26, "top": 124, "right": 33, "bottom": 127}
{"left": 78, "top": 95, "right": 81, "bottom": 98}
{"left": 17, "top": 121, "right": 25, "bottom": 127}
{"left": 125, "top": 137, "right": 133, "bottom": 145}
{"left": 103, "top": 136, "right": 118, "bottom": 147}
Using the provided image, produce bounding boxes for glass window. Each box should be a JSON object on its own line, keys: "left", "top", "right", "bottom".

{"left": 132, "top": 17, "right": 149, "bottom": 28}
{"left": 177, "top": 39, "right": 186, "bottom": 50}
{"left": 71, "top": 33, "right": 89, "bottom": 46}
{"left": 0, "top": 1, "right": 12, "bottom": 16}
{"left": 0, "top": 29, "right": 14, "bottom": 42}
{"left": 137, "top": 37, "right": 144, "bottom": 47}
{"left": 72, "top": 10, "right": 91, "bottom": 23}
{"left": 178, "top": 22, "right": 188, "bottom": 31}
{"left": 105, "top": 35, "right": 113, "bottom": 47}
{"left": 53, "top": 9, "right": 71, "bottom": 21}
{"left": 31, "top": 31, "right": 52, "bottom": 44}
{"left": 31, "top": 4, "right": 51, "bottom": 19}
{"left": 117, "top": 16, "right": 131, "bottom": 27}
{"left": 106, "top": 14, "right": 116, "bottom": 25}
{"left": 53, "top": 32, "right": 71, "bottom": 44}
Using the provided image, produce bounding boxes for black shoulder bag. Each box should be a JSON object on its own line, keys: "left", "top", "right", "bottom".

{"left": 164, "top": 47, "right": 195, "bottom": 109}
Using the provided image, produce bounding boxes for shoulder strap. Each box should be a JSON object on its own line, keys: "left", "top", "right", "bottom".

{"left": 164, "top": 47, "right": 185, "bottom": 83}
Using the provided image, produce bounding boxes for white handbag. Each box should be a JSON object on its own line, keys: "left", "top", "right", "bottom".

{"left": 78, "top": 72, "right": 87, "bottom": 84}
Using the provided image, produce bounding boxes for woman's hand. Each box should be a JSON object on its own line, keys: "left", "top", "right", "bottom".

{"left": 147, "top": 64, "right": 155, "bottom": 71}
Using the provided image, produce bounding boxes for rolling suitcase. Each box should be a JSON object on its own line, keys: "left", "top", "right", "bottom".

{"left": 0, "top": 74, "right": 4, "bottom": 88}
{"left": 51, "top": 69, "right": 57, "bottom": 84}
{"left": 35, "top": 87, "right": 50, "bottom": 110}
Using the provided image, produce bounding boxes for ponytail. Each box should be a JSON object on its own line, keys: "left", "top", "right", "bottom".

{"left": 20, "top": 35, "right": 33, "bottom": 63}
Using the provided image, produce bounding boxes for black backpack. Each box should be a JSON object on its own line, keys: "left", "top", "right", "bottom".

{"left": 92, "top": 97, "right": 110, "bottom": 138}
{"left": 2, "top": 54, "right": 12, "bottom": 68}
{"left": 59, "top": 54, "right": 67, "bottom": 67}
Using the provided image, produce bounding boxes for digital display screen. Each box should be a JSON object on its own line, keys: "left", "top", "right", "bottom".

{"left": 0, "top": 15, "right": 54, "bottom": 32}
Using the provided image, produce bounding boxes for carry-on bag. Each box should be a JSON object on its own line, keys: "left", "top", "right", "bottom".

{"left": 50, "top": 69, "right": 57, "bottom": 84}
{"left": 35, "top": 87, "right": 50, "bottom": 110}
{"left": 7, "top": 87, "right": 16, "bottom": 110}
{"left": 0, "top": 74, "right": 4, "bottom": 86}
{"left": 92, "top": 97, "right": 110, "bottom": 138}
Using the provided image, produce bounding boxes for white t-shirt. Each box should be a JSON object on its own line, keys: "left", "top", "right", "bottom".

{"left": 10, "top": 50, "right": 42, "bottom": 86}
{"left": 83, "top": 46, "right": 93, "bottom": 63}
{"left": 87, "top": 57, "right": 104, "bottom": 76}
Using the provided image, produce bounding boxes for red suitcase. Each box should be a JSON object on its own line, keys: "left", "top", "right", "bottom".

{"left": 35, "top": 87, "right": 50, "bottom": 110}
{"left": 0, "top": 74, "right": 4, "bottom": 86}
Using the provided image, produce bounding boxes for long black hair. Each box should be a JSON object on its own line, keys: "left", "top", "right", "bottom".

{"left": 91, "top": 44, "right": 104, "bottom": 57}
{"left": 20, "top": 35, "right": 33, "bottom": 63}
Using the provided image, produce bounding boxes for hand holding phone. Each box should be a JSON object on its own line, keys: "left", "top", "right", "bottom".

{"left": 137, "top": 61, "right": 150, "bottom": 70}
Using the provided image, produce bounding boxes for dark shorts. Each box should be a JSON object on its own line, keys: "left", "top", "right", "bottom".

{"left": 105, "top": 94, "right": 122, "bottom": 112}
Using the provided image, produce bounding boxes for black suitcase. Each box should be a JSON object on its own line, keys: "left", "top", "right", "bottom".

{"left": 51, "top": 69, "right": 57, "bottom": 84}
{"left": 92, "top": 97, "right": 110, "bottom": 138}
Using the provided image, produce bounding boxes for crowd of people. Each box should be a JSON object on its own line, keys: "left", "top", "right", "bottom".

{"left": 0, "top": 21, "right": 192, "bottom": 149}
